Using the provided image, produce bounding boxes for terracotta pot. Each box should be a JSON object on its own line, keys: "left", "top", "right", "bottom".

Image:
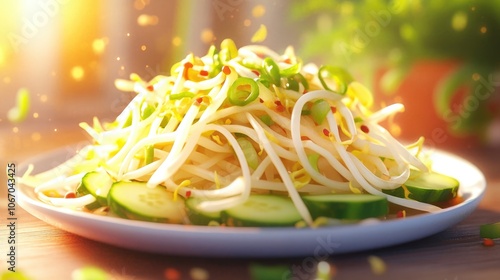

{"left": 373, "top": 60, "right": 480, "bottom": 151}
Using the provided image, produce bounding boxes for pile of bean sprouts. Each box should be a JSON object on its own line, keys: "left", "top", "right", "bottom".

{"left": 20, "top": 40, "right": 441, "bottom": 226}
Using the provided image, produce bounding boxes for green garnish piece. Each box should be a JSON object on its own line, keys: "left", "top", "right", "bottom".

{"left": 228, "top": 77, "right": 259, "bottom": 106}
{"left": 7, "top": 88, "right": 30, "bottom": 123}
{"left": 311, "top": 99, "right": 331, "bottom": 125}
{"left": 383, "top": 169, "right": 459, "bottom": 203}
{"left": 262, "top": 57, "right": 281, "bottom": 86}
{"left": 318, "top": 65, "right": 353, "bottom": 94}
{"left": 236, "top": 137, "right": 259, "bottom": 170}
{"left": 480, "top": 222, "right": 500, "bottom": 239}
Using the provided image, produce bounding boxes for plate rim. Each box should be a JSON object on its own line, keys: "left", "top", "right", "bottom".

{"left": 17, "top": 145, "right": 486, "bottom": 257}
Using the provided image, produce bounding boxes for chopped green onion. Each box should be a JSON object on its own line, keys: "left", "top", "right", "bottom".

{"left": 236, "top": 137, "right": 259, "bottom": 170}
{"left": 307, "top": 153, "right": 320, "bottom": 172}
{"left": 285, "top": 77, "right": 299, "bottom": 91}
{"left": 311, "top": 99, "right": 331, "bottom": 125}
{"left": 140, "top": 102, "right": 155, "bottom": 120}
{"left": 122, "top": 112, "right": 132, "bottom": 128}
{"left": 280, "top": 61, "right": 302, "bottom": 77}
{"left": 262, "top": 57, "right": 281, "bottom": 86}
{"left": 255, "top": 78, "right": 271, "bottom": 88}
{"left": 480, "top": 222, "right": 500, "bottom": 239}
{"left": 7, "top": 88, "right": 30, "bottom": 123}
{"left": 249, "top": 263, "right": 291, "bottom": 280}
{"left": 228, "top": 77, "right": 259, "bottom": 106}
{"left": 259, "top": 115, "right": 274, "bottom": 126}
{"left": 354, "top": 117, "right": 364, "bottom": 123}
{"left": 144, "top": 145, "right": 154, "bottom": 165}
{"left": 301, "top": 109, "right": 311, "bottom": 115}
{"left": 170, "top": 91, "right": 195, "bottom": 100}
{"left": 318, "top": 65, "right": 353, "bottom": 94}
{"left": 286, "top": 73, "right": 309, "bottom": 92}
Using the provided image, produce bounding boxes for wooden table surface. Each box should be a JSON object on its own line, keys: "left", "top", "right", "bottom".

{"left": 1, "top": 124, "right": 499, "bottom": 280}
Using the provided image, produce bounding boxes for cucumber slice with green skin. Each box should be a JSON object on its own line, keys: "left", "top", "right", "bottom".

{"left": 76, "top": 171, "right": 113, "bottom": 209}
{"left": 108, "top": 181, "right": 185, "bottom": 223}
{"left": 185, "top": 197, "right": 222, "bottom": 225}
{"left": 383, "top": 170, "right": 459, "bottom": 203}
{"left": 222, "top": 195, "right": 303, "bottom": 227}
{"left": 302, "top": 194, "right": 388, "bottom": 220}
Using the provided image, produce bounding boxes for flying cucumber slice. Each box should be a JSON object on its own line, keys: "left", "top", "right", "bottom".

{"left": 383, "top": 169, "right": 459, "bottom": 203}
{"left": 221, "top": 194, "right": 303, "bottom": 227}
{"left": 302, "top": 194, "right": 388, "bottom": 220}
{"left": 108, "top": 181, "right": 185, "bottom": 223}
{"left": 185, "top": 197, "right": 222, "bottom": 225}
{"left": 76, "top": 171, "right": 113, "bottom": 209}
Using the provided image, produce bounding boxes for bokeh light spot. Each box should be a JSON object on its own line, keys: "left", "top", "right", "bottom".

{"left": 200, "top": 29, "right": 215, "bottom": 44}
{"left": 137, "top": 14, "right": 159, "bottom": 26}
{"left": 451, "top": 11, "right": 467, "bottom": 31}
{"left": 71, "top": 66, "right": 85, "bottom": 81}
{"left": 252, "top": 5, "right": 266, "bottom": 18}
{"left": 172, "top": 36, "right": 182, "bottom": 47}
{"left": 92, "top": 38, "right": 108, "bottom": 55}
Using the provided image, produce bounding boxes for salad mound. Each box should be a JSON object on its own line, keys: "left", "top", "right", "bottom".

{"left": 20, "top": 39, "right": 459, "bottom": 227}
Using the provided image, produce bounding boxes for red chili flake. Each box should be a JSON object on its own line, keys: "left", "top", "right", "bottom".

{"left": 146, "top": 85, "right": 154, "bottom": 91}
{"left": 164, "top": 268, "right": 181, "bottom": 280}
{"left": 276, "top": 104, "right": 285, "bottom": 112}
{"left": 274, "top": 100, "right": 285, "bottom": 112}
{"left": 185, "top": 190, "right": 192, "bottom": 198}
{"left": 396, "top": 210, "right": 406, "bottom": 218}
{"left": 301, "top": 136, "right": 310, "bottom": 141}
{"left": 251, "top": 70, "right": 260, "bottom": 76}
{"left": 182, "top": 62, "right": 193, "bottom": 80}
{"left": 259, "top": 98, "right": 264, "bottom": 103}
{"left": 483, "top": 238, "right": 495, "bottom": 247}
{"left": 331, "top": 106, "right": 337, "bottom": 113}
{"left": 323, "top": 128, "right": 330, "bottom": 136}
{"left": 194, "top": 97, "right": 203, "bottom": 106}
{"left": 64, "top": 192, "right": 76, "bottom": 199}
{"left": 302, "top": 89, "right": 309, "bottom": 94}
{"left": 284, "top": 58, "right": 292, "bottom": 64}
{"left": 360, "top": 124, "right": 370, "bottom": 133}
{"left": 199, "top": 70, "right": 209, "bottom": 76}
{"left": 222, "top": 65, "right": 231, "bottom": 75}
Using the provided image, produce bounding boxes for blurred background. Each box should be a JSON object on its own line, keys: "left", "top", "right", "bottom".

{"left": 1, "top": 0, "right": 499, "bottom": 197}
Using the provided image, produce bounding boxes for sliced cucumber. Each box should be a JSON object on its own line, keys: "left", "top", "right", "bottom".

{"left": 108, "top": 181, "right": 185, "bottom": 223}
{"left": 185, "top": 197, "right": 222, "bottom": 225}
{"left": 222, "top": 194, "right": 303, "bottom": 227}
{"left": 383, "top": 169, "right": 459, "bottom": 203}
{"left": 76, "top": 171, "right": 113, "bottom": 209}
{"left": 302, "top": 194, "right": 388, "bottom": 220}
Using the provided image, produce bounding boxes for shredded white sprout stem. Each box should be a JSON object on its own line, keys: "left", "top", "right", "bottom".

{"left": 247, "top": 113, "right": 314, "bottom": 225}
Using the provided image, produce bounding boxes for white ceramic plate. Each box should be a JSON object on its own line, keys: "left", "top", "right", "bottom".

{"left": 18, "top": 146, "right": 485, "bottom": 257}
